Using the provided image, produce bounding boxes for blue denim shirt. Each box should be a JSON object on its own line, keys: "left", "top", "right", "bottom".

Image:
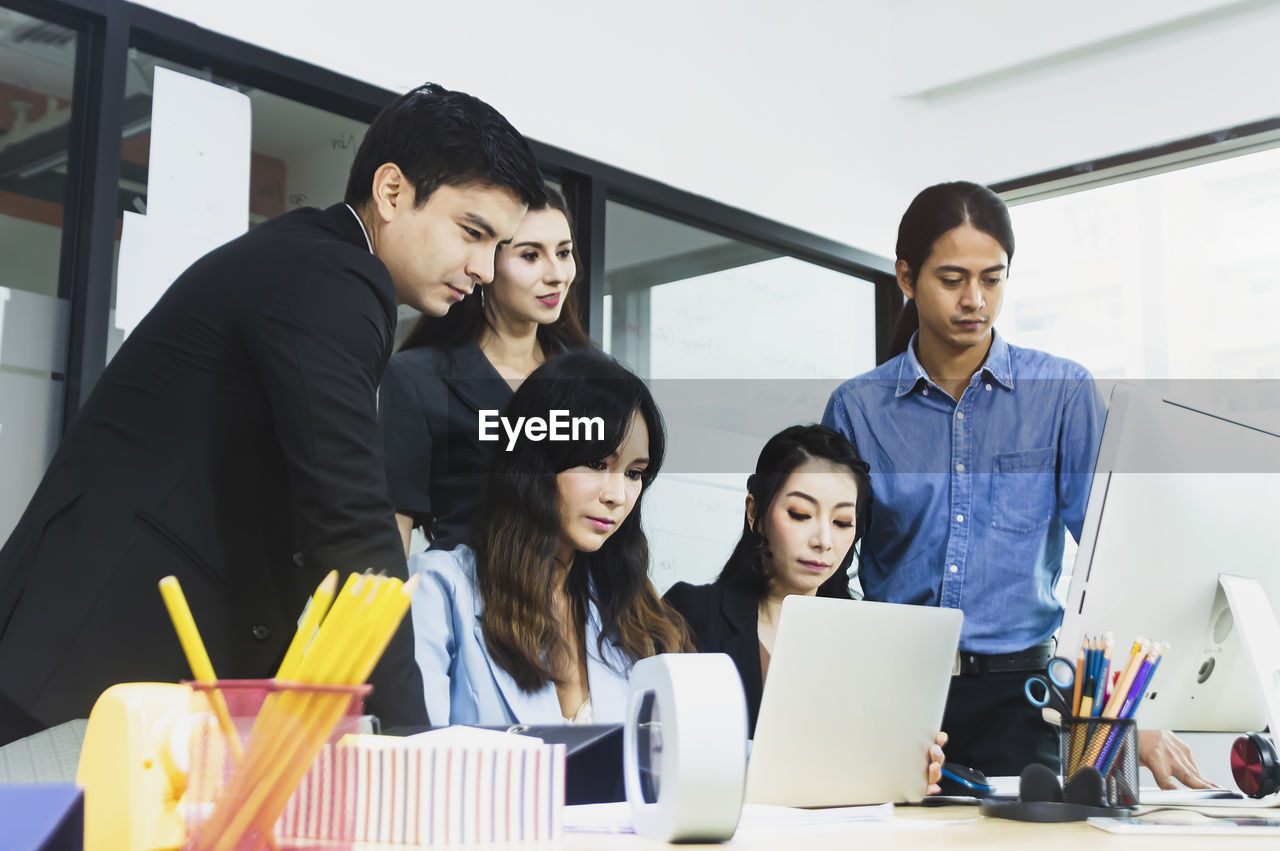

{"left": 821, "top": 332, "right": 1106, "bottom": 654}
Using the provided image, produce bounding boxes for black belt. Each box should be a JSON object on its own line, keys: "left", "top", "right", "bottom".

{"left": 952, "top": 639, "right": 1055, "bottom": 677}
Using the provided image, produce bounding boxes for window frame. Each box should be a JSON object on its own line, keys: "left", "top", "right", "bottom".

{"left": 5, "top": 0, "right": 898, "bottom": 433}
{"left": 991, "top": 117, "right": 1280, "bottom": 204}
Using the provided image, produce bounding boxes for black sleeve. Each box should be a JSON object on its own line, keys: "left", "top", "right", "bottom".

{"left": 378, "top": 354, "right": 435, "bottom": 526}
{"left": 241, "top": 253, "right": 427, "bottom": 726}
{"left": 662, "top": 581, "right": 710, "bottom": 652}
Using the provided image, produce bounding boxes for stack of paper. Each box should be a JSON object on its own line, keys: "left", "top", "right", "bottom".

{"left": 276, "top": 727, "right": 565, "bottom": 845}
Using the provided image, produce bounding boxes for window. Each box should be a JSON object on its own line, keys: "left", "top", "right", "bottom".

{"left": 107, "top": 50, "right": 370, "bottom": 359}
{"left": 998, "top": 133, "right": 1280, "bottom": 598}
{"left": 0, "top": 9, "right": 79, "bottom": 540}
{"left": 1002, "top": 144, "right": 1280, "bottom": 384}
{"left": 602, "top": 201, "right": 878, "bottom": 591}
{"left": 0, "top": 1, "right": 895, "bottom": 586}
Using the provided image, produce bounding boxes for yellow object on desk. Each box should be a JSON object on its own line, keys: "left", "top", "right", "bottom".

{"left": 76, "top": 682, "right": 191, "bottom": 851}
{"left": 76, "top": 569, "right": 410, "bottom": 851}
{"left": 189, "top": 571, "right": 417, "bottom": 851}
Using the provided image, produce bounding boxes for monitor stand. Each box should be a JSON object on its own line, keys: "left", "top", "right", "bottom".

{"left": 1212, "top": 574, "right": 1280, "bottom": 806}
{"left": 1218, "top": 575, "right": 1280, "bottom": 743}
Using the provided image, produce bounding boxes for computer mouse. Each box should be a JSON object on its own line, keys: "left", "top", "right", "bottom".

{"left": 938, "top": 762, "right": 996, "bottom": 797}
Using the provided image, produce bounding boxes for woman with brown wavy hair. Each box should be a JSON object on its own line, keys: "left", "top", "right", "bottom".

{"left": 408, "top": 350, "right": 693, "bottom": 724}
{"left": 380, "top": 184, "right": 593, "bottom": 556}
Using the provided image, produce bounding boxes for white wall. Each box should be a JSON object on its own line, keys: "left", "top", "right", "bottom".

{"left": 129, "top": 0, "right": 1280, "bottom": 258}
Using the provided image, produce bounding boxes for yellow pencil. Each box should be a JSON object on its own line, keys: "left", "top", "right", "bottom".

{"left": 197, "top": 572, "right": 361, "bottom": 849}
{"left": 212, "top": 573, "right": 415, "bottom": 850}
{"left": 1071, "top": 639, "right": 1086, "bottom": 716}
{"left": 158, "top": 576, "right": 242, "bottom": 760}
{"left": 205, "top": 572, "right": 416, "bottom": 850}
{"left": 277, "top": 570, "right": 338, "bottom": 680}
{"left": 243, "top": 575, "right": 419, "bottom": 843}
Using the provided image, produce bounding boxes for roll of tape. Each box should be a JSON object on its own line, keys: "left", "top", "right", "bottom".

{"left": 623, "top": 653, "right": 747, "bottom": 842}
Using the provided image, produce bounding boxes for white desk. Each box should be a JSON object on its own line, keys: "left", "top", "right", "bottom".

{"left": 556, "top": 803, "right": 1275, "bottom": 849}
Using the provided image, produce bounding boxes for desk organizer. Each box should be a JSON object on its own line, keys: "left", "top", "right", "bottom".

{"left": 183, "top": 678, "right": 368, "bottom": 851}
{"left": 184, "top": 687, "right": 566, "bottom": 849}
{"left": 281, "top": 731, "right": 566, "bottom": 845}
{"left": 1061, "top": 715, "right": 1139, "bottom": 807}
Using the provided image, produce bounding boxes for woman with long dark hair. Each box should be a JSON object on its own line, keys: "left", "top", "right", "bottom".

{"left": 379, "top": 185, "right": 592, "bottom": 554}
{"left": 409, "top": 350, "right": 693, "bottom": 724}
{"left": 664, "top": 424, "right": 945, "bottom": 790}
{"left": 663, "top": 425, "right": 869, "bottom": 733}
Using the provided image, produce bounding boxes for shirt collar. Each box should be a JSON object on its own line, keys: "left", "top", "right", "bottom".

{"left": 894, "top": 329, "right": 1015, "bottom": 398}
{"left": 981, "top": 330, "right": 1015, "bottom": 391}
{"left": 344, "top": 203, "right": 373, "bottom": 253}
{"left": 894, "top": 332, "right": 932, "bottom": 398}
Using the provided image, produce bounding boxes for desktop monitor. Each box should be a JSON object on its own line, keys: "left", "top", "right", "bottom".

{"left": 1059, "top": 382, "right": 1280, "bottom": 732}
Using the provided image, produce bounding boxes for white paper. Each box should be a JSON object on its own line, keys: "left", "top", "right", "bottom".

{"left": 403, "top": 725, "right": 546, "bottom": 748}
{"left": 0, "top": 287, "right": 69, "bottom": 374}
{"left": 1090, "top": 813, "right": 1280, "bottom": 834}
{"left": 115, "top": 212, "right": 225, "bottom": 335}
{"left": 145, "top": 67, "right": 250, "bottom": 240}
{"left": 114, "top": 68, "right": 250, "bottom": 338}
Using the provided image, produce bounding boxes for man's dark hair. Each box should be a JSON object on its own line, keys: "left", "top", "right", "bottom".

{"left": 887, "top": 181, "right": 1014, "bottom": 359}
{"left": 344, "top": 82, "right": 546, "bottom": 209}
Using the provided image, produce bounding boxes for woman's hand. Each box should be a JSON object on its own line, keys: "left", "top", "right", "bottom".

{"left": 1137, "top": 729, "right": 1215, "bottom": 789}
{"left": 926, "top": 731, "right": 948, "bottom": 794}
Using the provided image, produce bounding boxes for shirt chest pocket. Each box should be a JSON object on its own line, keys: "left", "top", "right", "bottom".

{"left": 990, "top": 447, "right": 1056, "bottom": 533}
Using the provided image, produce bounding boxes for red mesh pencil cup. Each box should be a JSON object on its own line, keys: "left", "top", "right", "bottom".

{"left": 182, "top": 678, "right": 371, "bottom": 851}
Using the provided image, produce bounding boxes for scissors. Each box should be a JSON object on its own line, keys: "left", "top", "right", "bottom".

{"left": 1024, "top": 655, "right": 1077, "bottom": 725}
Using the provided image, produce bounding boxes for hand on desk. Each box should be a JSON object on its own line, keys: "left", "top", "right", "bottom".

{"left": 926, "top": 731, "right": 948, "bottom": 795}
{"left": 1138, "top": 729, "right": 1214, "bottom": 789}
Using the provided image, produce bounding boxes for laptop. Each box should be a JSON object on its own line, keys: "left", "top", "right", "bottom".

{"left": 744, "top": 595, "right": 963, "bottom": 807}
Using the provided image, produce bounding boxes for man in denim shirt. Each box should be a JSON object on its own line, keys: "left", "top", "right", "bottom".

{"left": 824, "top": 182, "right": 1209, "bottom": 786}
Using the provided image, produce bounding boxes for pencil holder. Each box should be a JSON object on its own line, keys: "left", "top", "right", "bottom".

{"left": 183, "top": 678, "right": 370, "bottom": 851}
{"left": 1060, "top": 716, "right": 1139, "bottom": 807}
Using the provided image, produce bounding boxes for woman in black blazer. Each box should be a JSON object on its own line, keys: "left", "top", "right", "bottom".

{"left": 379, "top": 185, "right": 593, "bottom": 553}
{"left": 664, "top": 425, "right": 871, "bottom": 736}
{"left": 666, "top": 424, "right": 946, "bottom": 790}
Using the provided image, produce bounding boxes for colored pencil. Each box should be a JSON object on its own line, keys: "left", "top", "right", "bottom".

{"left": 1081, "top": 638, "right": 1148, "bottom": 767}
{"left": 1097, "top": 644, "right": 1167, "bottom": 776}
{"left": 158, "top": 576, "right": 242, "bottom": 761}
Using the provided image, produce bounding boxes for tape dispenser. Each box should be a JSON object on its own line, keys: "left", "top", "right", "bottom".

{"left": 76, "top": 682, "right": 198, "bottom": 851}
{"left": 624, "top": 653, "right": 748, "bottom": 843}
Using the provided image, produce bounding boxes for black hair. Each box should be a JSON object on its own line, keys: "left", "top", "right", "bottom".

{"left": 398, "top": 184, "right": 592, "bottom": 354}
{"left": 344, "top": 82, "right": 545, "bottom": 209}
{"left": 714, "top": 424, "right": 872, "bottom": 601}
{"left": 887, "top": 181, "right": 1015, "bottom": 359}
{"left": 473, "top": 350, "right": 692, "bottom": 691}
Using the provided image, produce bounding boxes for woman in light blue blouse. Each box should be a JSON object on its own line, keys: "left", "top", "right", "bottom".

{"left": 408, "top": 350, "right": 694, "bottom": 725}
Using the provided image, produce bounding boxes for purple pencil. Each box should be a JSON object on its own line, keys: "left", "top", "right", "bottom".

{"left": 1096, "top": 646, "right": 1166, "bottom": 774}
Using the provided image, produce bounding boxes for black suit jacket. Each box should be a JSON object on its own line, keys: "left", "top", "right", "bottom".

{"left": 663, "top": 580, "right": 765, "bottom": 737}
{"left": 378, "top": 342, "right": 512, "bottom": 551}
{"left": 0, "top": 204, "right": 427, "bottom": 730}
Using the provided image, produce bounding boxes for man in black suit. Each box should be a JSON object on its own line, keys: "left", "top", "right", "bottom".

{"left": 0, "top": 83, "right": 546, "bottom": 744}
